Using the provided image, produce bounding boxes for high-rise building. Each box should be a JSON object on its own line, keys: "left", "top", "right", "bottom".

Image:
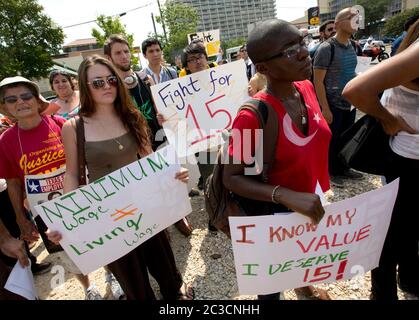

{"left": 174, "top": 0, "right": 277, "bottom": 41}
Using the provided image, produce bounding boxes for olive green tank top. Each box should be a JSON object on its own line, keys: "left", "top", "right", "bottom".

{"left": 85, "top": 132, "right": 138, "bottom": 182}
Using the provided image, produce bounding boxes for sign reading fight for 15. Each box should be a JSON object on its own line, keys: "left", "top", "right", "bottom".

{"left": 151, "top": 60, "right": 249, "bottom": 158}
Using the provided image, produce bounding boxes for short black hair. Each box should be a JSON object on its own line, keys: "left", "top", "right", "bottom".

{"left": 404, "top": 14, "right": 419, "bottom": 31}
{"left": 320, "top": 20, "right": 334, "bottom": 33}
{"left": 247, "top": 19, "right": 295, "bottom": 64}
{"left": 181, "top": 42, "right": 208, "bottom": 68}
{"left": 239, "top": 44, "right": 247, "bottom": 52}
{"left": 141, "top": 38, "right": 162, "bottom": 55}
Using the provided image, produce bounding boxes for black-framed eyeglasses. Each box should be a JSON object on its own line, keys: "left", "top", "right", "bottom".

{"left": 262, "top": 41, "right": 307, "bottom": 61}
{"left": 87, "top": 75, "right": 118, "bottom": 89}
{"left": 3, "top": 92, "right": 34, "bottom": 104}
{"left": 186, "top": 54, "right": 205, "bottom": 64}
{"left": 326, "top": 27, "right": 335, "bottom": 32}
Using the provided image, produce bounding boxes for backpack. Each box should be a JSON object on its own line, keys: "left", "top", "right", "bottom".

{"left": 204, "top": 98, "right": 279, "bottom": 238}
{"left": 311, "top": 38, "right": 359, "bottom": 83}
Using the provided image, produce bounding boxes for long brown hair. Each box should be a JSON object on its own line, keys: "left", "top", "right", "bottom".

{"left": 77, "top": 55, "right": 151, "bottom": 155}
{"left": 397, "top": 19, "right": 419, "bottom": 54}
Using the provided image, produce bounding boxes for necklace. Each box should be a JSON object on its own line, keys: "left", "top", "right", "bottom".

{"left": 97, "top": 119, "right": 125, "bottom": 151}
{"left": 59, "top": 92, "right": 73, "bottom": 104}
{"left": 266, "top": 87, "right": 307, "bottom": 126}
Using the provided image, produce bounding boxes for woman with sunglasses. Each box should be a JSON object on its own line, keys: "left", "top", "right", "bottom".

{"left": 44, "top": 70, "right": 80, "bottom": 119}
{"left": 0, "top": 76, "right": 111, "bottom": 300}
{"left": 47, "top": 55, "right": 193, "bottom": 300}
{"left": 223, "top": 19, "right": 332, "bottom": 300}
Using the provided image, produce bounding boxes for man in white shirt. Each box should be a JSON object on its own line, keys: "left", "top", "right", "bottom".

{"left": 142, "top": 38, "right": 178, "bottom": 84}
{"left": 239, "top": 45, "right": 256, "bottom": 80}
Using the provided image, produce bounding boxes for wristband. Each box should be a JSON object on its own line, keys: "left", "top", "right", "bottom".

{"left": 272, "top": 185, "right": 281, "bottom": 204}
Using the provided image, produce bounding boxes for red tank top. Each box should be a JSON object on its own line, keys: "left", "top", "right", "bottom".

{"left": 228, "top": 80, "right": 331, "bottom": 193}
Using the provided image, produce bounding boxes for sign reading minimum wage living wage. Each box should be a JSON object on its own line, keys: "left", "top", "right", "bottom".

{"left": 229, "top": 179, "right": 399, "bottom": 295}
{"left": 188, "top": 29, "right": 221, "bottom": 57}
{"left": 33, "top": 145, "right": 192, "bottom": 275}
{"left": 151, "top": 60, "right": 249, "bottom": 158}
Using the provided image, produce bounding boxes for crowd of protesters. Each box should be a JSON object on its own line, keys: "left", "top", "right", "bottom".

{"left": 0, "top": 6, "right": 418, "bottom": 301}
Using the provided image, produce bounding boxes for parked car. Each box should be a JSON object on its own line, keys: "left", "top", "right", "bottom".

{"left": 381, "top": 36, "right": 395, "bottom": 44}
{"left": 372, "top": 40, "right": 385, "bottom": 47}
{"left": 359, "top": 38, "right": 368, "bottom": 46}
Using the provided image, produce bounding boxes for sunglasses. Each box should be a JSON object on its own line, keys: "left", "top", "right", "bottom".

{"left": 3, "top": 92, "right": 34, "bottom": 104}
{"left": 87, "top": 75, "right": 118, "bottom": 89}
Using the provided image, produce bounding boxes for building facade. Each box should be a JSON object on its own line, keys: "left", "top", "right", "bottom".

{"left": 175, "top": 0, "right": 276, "bottom": 41}
{"left": 319, "top": 0, "right": 419, "bottom": 21}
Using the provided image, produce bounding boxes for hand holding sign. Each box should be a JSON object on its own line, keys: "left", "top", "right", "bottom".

{"left": 34, "top": 145, "right": 192, "bottom": 275}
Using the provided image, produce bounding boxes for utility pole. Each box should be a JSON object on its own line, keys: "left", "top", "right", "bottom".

{"left": 151, "top": 13, "right": 158, "bottom": 37}
{"left": 156, "top": 0, "right": 168, "bottom": 43}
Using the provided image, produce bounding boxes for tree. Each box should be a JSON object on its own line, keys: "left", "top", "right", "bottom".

{"left": 221, "top": 38, "right": 247, "bottom": 53}
{"left": 91, "top": 15, "right": 139, "bottom": 67}
{"left": 355, "top": 0, "right": 392, "bottom": 35}
{"left": 0, "top": 0, "right": 64, "bottom": 79}
{"left": 384, "top": 7, "right": 419, "bottom": 37}
{"left": 156, "top": 0, "right": 198, "bottom": 63}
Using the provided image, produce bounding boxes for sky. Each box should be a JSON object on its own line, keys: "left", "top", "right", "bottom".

{"left": 38, "top": 0, "right": 318, "bottom": 46}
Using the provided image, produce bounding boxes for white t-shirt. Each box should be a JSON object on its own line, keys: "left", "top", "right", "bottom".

{"left": 381, "top": 85, "right": 419, "bottom": 159}
{"left": 0, "top": 179, "right": 6, "bottom": 193}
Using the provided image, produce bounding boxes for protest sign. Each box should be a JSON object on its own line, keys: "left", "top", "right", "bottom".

{"left": 229, "top": 179, "right": 399, "bottom": 295}
{"left": 34, "top": 145, "right": 192, "bottom": 275}
{"left": 355, "top": 56, "right": 372, "bottom": 74}
{"left": 188, "top": 29, "right": 221, "bottom": 57}
{"left": 25, "top": 166, "right": 65, "bottom": 218}
{"left": 151, "top": 60, "right": 249, "bottom": 158}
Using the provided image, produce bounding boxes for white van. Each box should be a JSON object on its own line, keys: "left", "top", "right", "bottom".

{"left": 226, "top": 45, "right": 242, "bottom": 62}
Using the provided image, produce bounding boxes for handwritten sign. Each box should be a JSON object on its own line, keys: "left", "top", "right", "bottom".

{"left": 229, "top": 179, "right": 399, "bottom": 295}
{"left": 33, "top": 145, "right": 192, "bottom": 275}
{"left": 25, "top": 166, "right": 65, "bottom": 218}
{"left": 151, "top": 60, "right": 249, "bottom": 158}
{"left": 188, "top": 29, "right": 221, "bottom": 57}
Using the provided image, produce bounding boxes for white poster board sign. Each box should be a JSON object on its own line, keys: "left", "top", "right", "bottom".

{"left": 356, "top": 56, "right": 372, "bottom": 74}
{"left": 151, "top": 60, "right": 249, "bottom": 158}
{"left": 188, "top": 29, "right": 221, "bottom": 57}
{"left": 229, "top": 179, "right": 399, "bottom": 295}
{"left": 34, "top": 145, "right": 192, "bottom": 275}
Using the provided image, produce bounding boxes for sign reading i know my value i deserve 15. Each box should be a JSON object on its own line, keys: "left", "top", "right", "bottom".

{"left": 188, "top": 29, "right": 221, "bottom": 57}
{"left": 34, "top": 145, "right": 192, "bottom": 275}
{"left": 151, "top": 60, "right": 249, "bottom": 158}
{"left": 229, "top": 179, "right": 399, "bottom": 295}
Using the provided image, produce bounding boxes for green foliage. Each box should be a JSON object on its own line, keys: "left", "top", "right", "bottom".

{"left": 155, "top": 0, "right": 198, "bottom": 63}
{"left": 221, "top": 38, "right": 247, "bottom": 53}
{"left": 91, "top": 15, "right": 139, "bottom": 67}
{"left": 0, "top": 0, "right": 64, "bottom": 79}
{"left": 355, "top": 0, "right": 392, "bottom": 35}
{"left": 384, "top": 7, "right": 419, "bottom": 37}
